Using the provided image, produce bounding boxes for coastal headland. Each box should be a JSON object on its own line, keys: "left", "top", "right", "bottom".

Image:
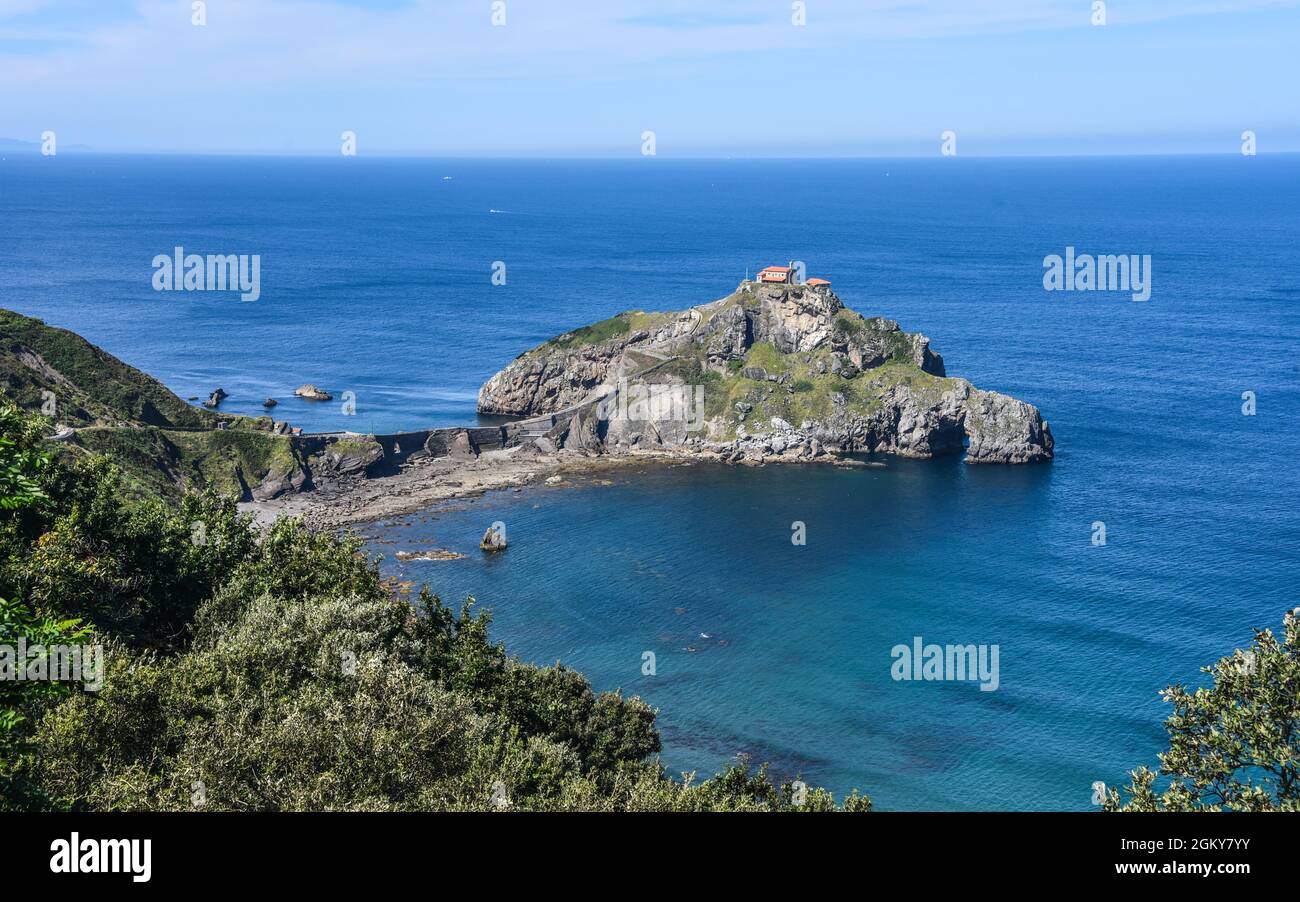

{"left": 2, "top": 273, "right": 1053, "bottom": 529}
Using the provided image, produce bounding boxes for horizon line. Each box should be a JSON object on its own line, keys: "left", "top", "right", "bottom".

{"left": 4, "top": 148, "right": 1298, "bottom": 163}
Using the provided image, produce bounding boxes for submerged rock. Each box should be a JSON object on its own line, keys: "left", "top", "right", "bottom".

{"left": 395, "top": 549, "right": 465, "bottom": 561}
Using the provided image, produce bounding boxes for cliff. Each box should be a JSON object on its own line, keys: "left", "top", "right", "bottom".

{"left": 477, "top": 280, "right": 1053, "bottom": 464}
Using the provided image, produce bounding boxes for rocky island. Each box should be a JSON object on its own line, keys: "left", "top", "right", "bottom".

{"left": 1, "top": 274, "right": 1052, "bottom": 529}
{"left": 478, "top": 276, "right": 1053, "bottom": 465}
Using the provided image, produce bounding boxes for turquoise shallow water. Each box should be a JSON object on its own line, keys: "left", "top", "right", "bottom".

{"left": 3, "top": 153, "right": 1299, "bottom": 809}
{"left": 364, "top": 447, "right": 1296, "bottom": 811}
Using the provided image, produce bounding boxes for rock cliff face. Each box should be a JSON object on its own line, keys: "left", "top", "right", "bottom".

{"left": 477, "top": 344, "right": 618, "bottom": 416}
{"left": 478, "top": 280, "right": 1053, "bottom": 465}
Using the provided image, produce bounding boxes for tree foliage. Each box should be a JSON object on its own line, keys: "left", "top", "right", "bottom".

{"left": 0, "top": 402, "right": 869, "bottom": 812}
{"left": 0, "top": 404, "right": 93, "bottom": 808}
{"left": 1105, "top": 608, "right": 1300, "bottom": 812}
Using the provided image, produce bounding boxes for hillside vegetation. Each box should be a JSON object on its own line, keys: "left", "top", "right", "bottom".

{"left": 0, "top": 402, "right": 872, "bottom": 811}
{"left": 0, "top": 308, "right": 218, "bottom": 428}
{"left": 479, "top": 281, "right": 1054, "bottom": 464}
{"left": 0, "top": 308, "right": 316, "bottom": 499}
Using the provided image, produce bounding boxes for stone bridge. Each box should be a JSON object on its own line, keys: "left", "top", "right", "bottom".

{"left": 296, "top": 390, "right": 610, "bottom": 472}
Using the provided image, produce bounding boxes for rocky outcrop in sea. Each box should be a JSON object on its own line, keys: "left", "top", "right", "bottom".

{"left": 477, "top": 279, "right": 1053, "bottom": 465}
{"left": 294, "top": 384, "right": 333, "bottom": 401}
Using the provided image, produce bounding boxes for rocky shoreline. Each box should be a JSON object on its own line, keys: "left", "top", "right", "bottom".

{"left": 476, "top": 278, "right": 1054, "bottom": 466}
{"left": 239, "top": 433, "right": 893, "bottom": 531}
{"left": 5, "top": 280, "right": 1051, "bottom": 523}
{"left": 242, "top": 275, "right": 1055, "bottom": 529}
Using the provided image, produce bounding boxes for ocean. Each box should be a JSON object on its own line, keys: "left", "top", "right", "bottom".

{"left": 3, "top": 152, "right": 1298, "bottom": 809}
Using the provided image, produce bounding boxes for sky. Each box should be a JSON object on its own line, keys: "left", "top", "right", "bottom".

{"left": 1, "top": 0, "right": 1298, "bottom": 157}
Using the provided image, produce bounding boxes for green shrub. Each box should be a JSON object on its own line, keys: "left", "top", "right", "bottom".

{"left": 1104, "top": 609, "right": 1300, "bottom": 812}
{"left": 1, "top": 403, "right": 872, "bottom": 812}
{"left": 0, "top": 404, "right": 93, "bottom": 809}
{"left": 833, "top": 313, "right": 865, "bottom": 336}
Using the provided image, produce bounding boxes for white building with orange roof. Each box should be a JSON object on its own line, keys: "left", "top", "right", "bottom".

{"left": 758, "top": 264, "right": 794, "bottom": 284}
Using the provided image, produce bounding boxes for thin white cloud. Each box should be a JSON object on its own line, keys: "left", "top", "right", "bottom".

{"left": 2, "top": 0, "right": 1296, "bottom": 153}
{"left": 5, "top": 0, "right": 1298, "bottom": 87}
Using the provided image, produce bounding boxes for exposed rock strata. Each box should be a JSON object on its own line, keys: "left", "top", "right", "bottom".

{"left": 477, "top": 280, "right": 1052, "bottom": 465}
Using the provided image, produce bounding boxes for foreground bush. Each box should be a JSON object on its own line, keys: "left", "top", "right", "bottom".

{"left": 1105, "top": 608, "right": 1300, "bottom": 812}
{"left": 0, "top": 406, "right": 92, "bottom": 808}
{"left": 1, "top": 402, "right": 869, "bottom": 811}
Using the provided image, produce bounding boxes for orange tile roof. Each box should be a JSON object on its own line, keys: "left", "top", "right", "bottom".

{"left": 805, "top": 278, "right": 831, "bottom": 286}
{"left": 759, "top": 265, "right": 792, "bottom": 273}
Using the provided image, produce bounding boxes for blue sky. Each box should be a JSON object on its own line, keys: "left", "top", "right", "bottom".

{"left": 2, "top": 0, "right": 1298, "bottom": 156}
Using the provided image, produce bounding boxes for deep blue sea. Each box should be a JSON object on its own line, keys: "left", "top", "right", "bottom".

{"left": 3, "top": 153, "right": 1298, "bottom": 809}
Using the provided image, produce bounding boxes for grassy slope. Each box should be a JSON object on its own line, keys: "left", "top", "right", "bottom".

{"left": 517, "top": 289, "right": 950, "bottom": 439}
{"left": 0, "top": 307, "right": 310, "bottom": 499}
{"left": 684, "top": 347, "right": 952, "bottom": 440}
{"left": 527, "top": 310, "right": 676, "bottom": 355}
{"left": 633, "top": 291, "right": 956, "bottom": 440}
{"left": 65, "top": 423, "right": 308, "bottom": 501}
{"left": 0, "top": 308, "right": 218, "bottom": 428}
{"left": 3, "top": 294, "right": 949, "bottom": 497}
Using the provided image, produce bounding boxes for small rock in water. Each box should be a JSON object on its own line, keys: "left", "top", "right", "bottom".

{"left": 479, "top": 524, "right": 507, "bottom": 553}
{"left": 395, "top": 549, "right": 465, "bottom": 561}
{"left": 202, "top": 387, "right": 228, "bottom": 408}
{"left": 294, "top": 383, "right": 333, "bottom": 401}
{"left": 263, "top": 398, "right": 278, "bottom": 408}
